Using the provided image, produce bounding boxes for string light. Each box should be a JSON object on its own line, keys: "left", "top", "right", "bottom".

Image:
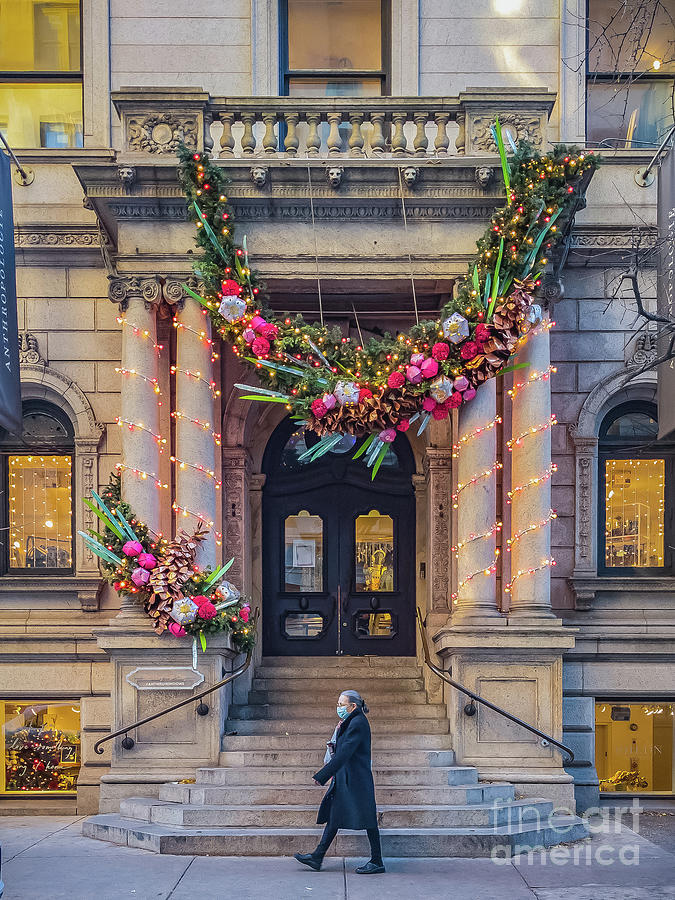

{"left": 507, "top": 510, "right": 557, "bottom": 550}
{"left": 452, "top": 552, "right": 500, "bottom": 602}
{"left": 452, "top": 521, "right": 502, "bottom": 556}
{"left": 116, "top": 463, "right": 167, "bottom": 489}
{"left": 515, "top": 319, "right": 554, "bottom": 348}
{"left": 452, "top": 461, "right": 503, "bottom": 505}
{"left": 169, "top": 457, "right": 222, "bottom": 488}
{"left": 172, "top": 502, "right": 222, "bottom": 544}
{"left": 507, "top": 463, "right": 557, "bottom": 501}
{"left": 452, "top": 416, "right": 502, "bottom": 457}
{"left": 171, "top": 411, "right": 222, "bottom": 445}
{"left": 171, "top": 366, "right": 220, "bottom": 397}
{"left": 505, "top": 557, "right": 556, "bottom": 593}
{"left": 507, "top": 366, "right": 557, "bottom": 401}
{"left": 115, "top": 367, "right": 161, "bottom": 394}
{"left": 116, "top": 317, "right": 164, "bottom": 351}
{"left": 115, "top": 418, "right": 167, "bottom": 449}
{"left": 507, "top": 415, "right": 557, "bottom": 450}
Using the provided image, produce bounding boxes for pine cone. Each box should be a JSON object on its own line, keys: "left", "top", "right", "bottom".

{"left": 146, "top": 524, "right": 209, "bottom": 633}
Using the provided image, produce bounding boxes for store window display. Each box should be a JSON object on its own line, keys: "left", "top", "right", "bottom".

{"left": 2, "top": 702, "right": 80, "bottom": 794}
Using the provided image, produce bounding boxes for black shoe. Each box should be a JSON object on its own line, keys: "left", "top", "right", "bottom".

{"left": 294, "top": 852, "right": 323, "bottom": 871}
{"left": 355, "top": 861, "right": 386, "bottom": 874}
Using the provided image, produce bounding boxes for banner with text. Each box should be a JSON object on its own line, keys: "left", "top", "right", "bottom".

{"left": 0, "top": 149, "right": 22, "bottom": 434}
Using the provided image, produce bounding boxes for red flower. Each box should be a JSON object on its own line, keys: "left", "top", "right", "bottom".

{"left": 240, "top": 606, "right": 250, "bottom": 623}
{"left": 311, "top": 398, "right": 328, "bottom": 418}
{"left": 387, "top": 371, "right": 405, "bottom": 389}
{"left": 192, "top": 595, "right": 210, "bottom": 608}
{"left": 422, "top": 396, "right": 436, "bottom": 412}
{"left": 252, "top": 336, "right": 270, "bottom": 357}
{"left": 460, "top": 341, "right": 479, "bottom": 360}
{"left": 447, "top": 392, "right": 463, "bottom": 409}
{"left": 432, "top": 406, "right": 449, "bottom": 420}
{"left": 475, "top": 324, "right": 490, "bottom": 342}
{"left": 221, "top": 279, "right": 241, "bottom": 296}
{"left": 396, "top": 419, "right": 410, "bottom": 432}
{"left": 358, "top": 388, "right": 373, "bottom": 401}
{"left": 198, "top": 600, "right": 218, "bottom": 620}
{"left": 431, "top": 342, "right": 450, "bottom": 361}
{"left": 113, "top": 581, "right": 121, "bottom": 591}
{"left": 259, "top": 323, "right": 279, "bottom": 340}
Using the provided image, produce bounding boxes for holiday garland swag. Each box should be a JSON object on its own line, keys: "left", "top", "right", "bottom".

{"left": 176, "top": 129, "right": 597, "bottom": 473}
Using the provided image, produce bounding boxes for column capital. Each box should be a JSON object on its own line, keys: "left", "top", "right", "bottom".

{"left": 423, "top": 446, "right": 453, "bottom": 472}
{"left": 108, "top": 275, "right": 162, "bottom": 311}
{"left": 163, "top": 275, "right": 205, "bottom": 310}
{"left": 222, "top": 447, "right": 253, "bottom": 474}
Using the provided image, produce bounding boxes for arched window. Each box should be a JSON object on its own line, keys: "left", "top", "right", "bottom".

{"left": 599, "top": 401, "right": 673, "bottom": 574}
{"left": 0, "top": 401, "right": 74, "bottom": 574}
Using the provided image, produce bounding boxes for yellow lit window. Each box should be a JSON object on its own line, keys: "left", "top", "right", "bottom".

{"left": 596, "top": 702, "right": 674, "bottom": 794}
{"left": 2, "top": 701, "right": 80, "bottom": 794}
{"left": 9, "top": 455, "right": 73, "bottom": 570}
{"left": 355, "top": 510, "right": 394, "bottom": 591}
{"left": 605, "top": 458, "right": 664, "bottom": 568}
{"left": 284, "top": 510, "right": 324, "bottom": 592}
{"left": 0, "top": 0, "right": 82, "bottom": 149}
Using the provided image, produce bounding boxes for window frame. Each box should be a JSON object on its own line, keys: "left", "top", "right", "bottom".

{"left": 597, "top": 401, "right": 674, "bottom": 577}
{"left": 279, "top": 0, "right": 391, "bottom": 96}
{"left": 0, "top": 401, "right": 75, "bottom": 577}
{"left": 0, "top": 0, "right": 84, "bottom": 149}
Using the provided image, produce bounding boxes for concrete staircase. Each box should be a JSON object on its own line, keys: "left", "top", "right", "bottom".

{"left": 83, "top": 656, "right": 588, "bottom": 856}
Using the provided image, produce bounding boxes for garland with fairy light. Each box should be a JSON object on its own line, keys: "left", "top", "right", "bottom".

{"left": 175, "top": 129, "right": 597, "bottom": 474}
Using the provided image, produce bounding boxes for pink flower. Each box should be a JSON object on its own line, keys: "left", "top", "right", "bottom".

{"left": 432, "top": 406, "right": 449, "bottom": 420}
{"left": 410, "top": 353, "right": 425, "bottom": 367}
{"left": 387, "top": 371, "right": 405, "bottom": 389}
{"left": 240, "top": 606, "right": 250, "bottom": 623}
{"left": 420, "top": 358, "right": 439, "bottom": 379}
{"left": 131, "top": 567, "right": 150, "bottom": 587}
{"left": 192, "top": 595, "right": 210, "bottom": 608}
{"left": 432, "top": 342, "right": 450, "bottom": 361}
{"left": 198, "top": 600, "right": 218, "bottom": 620}
{"left": 221, "top": 278, "right": 241, "bottom": 296}
{"left": 379, "top": 428, "right": 396, "bottom": 443}
{"left": 447, "top": 392, "right": 463, "bottom": 409}
{"left": 311, "top": 398, "right": 328, "bottom": 418}
{"left": 475, "top": 323, "right": 490, "bottom": 343}
{"left": 460, "top": 341, "right": 479, "bottom": 361}
{"left": 137, "top": 552, "right": 157, "bottom": 570}
{"left": 453, "top": 375, "right": 469, "bottom": 392}
{"left": 250, "top": 315, "right": 266, "bottom": 332}
{"left": 396, "top": 419, "right": 410, "bottom": 432}
{"left": 422, "top": 396, "right": 436, "bottom": 412}
{"left": 406, "top": 365, "right": 423, "bottom": 385}
{"left": 122, "top": 540, "right": 143, "bottom": 557}
{"left": 359, "top": 388, "right": 373, "bottom": 401}
{"left": 168, "top": 622, "right": 187, "bottom": 637}
{"left": 322, "top": 393, "right": 337, "bottom": 410}
{"left": 463, "top": 387, "right": 477, "bottom": 402}
{"left": 259, "top": 323, "right": 279, "bottom": 340}
{"left": 243, "top": 328, "right": 256, "bottom": 344}
{"left": 252, "top": 337, "right": 270, "bottom": 357}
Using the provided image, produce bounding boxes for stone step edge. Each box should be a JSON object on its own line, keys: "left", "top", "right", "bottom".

{"left": 162, "top": 781, "right": 510, "bottom": 792}
{"left": 122, "top": 798, "right": 554, "bottom": 814}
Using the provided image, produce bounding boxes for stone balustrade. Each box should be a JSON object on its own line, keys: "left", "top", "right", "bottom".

{"left": 112, "top": 87, "right": 555, "bottom": 160}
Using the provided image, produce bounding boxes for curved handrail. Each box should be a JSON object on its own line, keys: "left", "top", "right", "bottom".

{"left": 94, "top": 611, "right": 258, "bottom": 755}
{"left": 416, "top": 608, "right": 574, "bottom": 762}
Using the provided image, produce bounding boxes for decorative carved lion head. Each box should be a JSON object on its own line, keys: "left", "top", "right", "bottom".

{"left": 250, "top": 165, "right": 269, "bottom": 187}
{"left": 118, "top": 166, "right": 136, "bottom": 189}
{"left": 402, "top": 166, "right": 419, "bottom": 187}
{"left": 474, "top": 166, "right": 494, "bottom": 188}
{"left": 326, "top": 166, "right": 344, "bottom": 188}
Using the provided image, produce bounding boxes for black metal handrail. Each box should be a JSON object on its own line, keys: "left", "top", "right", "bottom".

{"left": 416, "top": 608, "right": 574, "bottom": 762}
{"left": 94, "top": 611, "right": 258, "bottom": 755}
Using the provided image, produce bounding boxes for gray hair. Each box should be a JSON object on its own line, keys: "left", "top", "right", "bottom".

{"left": 340, "top": 690, "right": 369, "bottom": 714}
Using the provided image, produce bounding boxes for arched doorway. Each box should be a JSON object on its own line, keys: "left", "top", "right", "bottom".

{"left": 262, "top": 417, "right": 416, "bottom": 656}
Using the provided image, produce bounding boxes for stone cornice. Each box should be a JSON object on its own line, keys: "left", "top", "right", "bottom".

{"left": 14, "top": 224, "right": 107, "bottom": 249}
{"left": 567, "top": 224, "right": 657, "bottom": 266}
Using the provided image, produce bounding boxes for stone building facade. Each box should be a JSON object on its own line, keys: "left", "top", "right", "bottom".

{"left": 1, "top": 0, "right": 673, "bottom": 818}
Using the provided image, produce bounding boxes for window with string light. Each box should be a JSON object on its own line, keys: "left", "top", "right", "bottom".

{"left": 598, "top": 401, "right": 673, "bottom": 575}
{"left": 0, "top": 401, "right": 74, "bottom": 575}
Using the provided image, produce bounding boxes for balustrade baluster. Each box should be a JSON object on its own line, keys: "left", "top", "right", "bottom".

{"left": 241, "top": 112, "right": 257, "bottom": 155}
{"left": 348, "top": 111, "right": 365, "bottom": 157}
{"left": 413, "top": 112, "right": 429, "bottom": 156}
{"left": 434, "top": 112, "right": 450, "bottom": 156}
{"left": 305, "top": 112, "right": 322, "bottom": 157}
{"left": 326, "top": 112, "right": 343, "bottom": 155}
{"left": 455, "top": 112, "right": 466, "bottom": 155}
{"left": 219, "top": 112, "right": 235, "bottom": 157}
{"left": 391, "top": 113, "right": 408, "bottom": 155}
{"left": 283, "top": 112, "right": 299, "bottom": 156}
{"left": 262, "top": 112, "right": 278, "bottom": 155}
{"left": 369, "top": 112, "right": 386, "bottom": 155}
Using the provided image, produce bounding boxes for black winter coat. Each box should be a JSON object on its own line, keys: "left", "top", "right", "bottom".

{"left": 312, "top": 707, "right": 377, "bottom": 830}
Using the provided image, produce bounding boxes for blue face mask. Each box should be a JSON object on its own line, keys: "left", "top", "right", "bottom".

{"left": 336, "top": 705, "right": 350, "bottom": 720}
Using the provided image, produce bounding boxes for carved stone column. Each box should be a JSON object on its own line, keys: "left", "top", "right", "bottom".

{"left": 109, "top": 277, "right": 163, "bottom": 535}
{"left": 221, "top": 448, "right": 252, "bottom": 596}
{"left": 509, "top": 316, "right": 556, "bottom": 620}
{"left": 568, "top": 428, "right": 599, "bottom": 610}
{"left": 453, "top": 380, "right": 500, "bottom": 623}
{"left": 424, "top": 448, "right": 452, "bottom": 613}
{"left": 173, "top": 286, "right": 217, "bottom": 568}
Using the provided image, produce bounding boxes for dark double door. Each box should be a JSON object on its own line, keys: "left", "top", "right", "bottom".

{"left": 262, "top": 428, "right": 416, "bottom": 656}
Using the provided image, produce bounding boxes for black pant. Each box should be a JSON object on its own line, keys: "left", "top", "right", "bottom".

{"left": 314, "top": 822, "right": 383, "bottom": 865}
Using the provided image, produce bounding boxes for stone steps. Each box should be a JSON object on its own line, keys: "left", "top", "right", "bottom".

{"left": 251, "top": 677, "right": 425, "bottom": 693}
{"left": 247, "top": 687, "right": 429, "bottom": 705}
{"left": 224, "top": 717, "right": 450, "bottom": 735}
{"left": 218, "top": 748, "right": 458, "bottom": 768}
{"left": 83, "top": 814, "right": 590, "bottom": 857}
{"left": 220, "top": 732, "right": 455, "bottom": 750}
{"left": 195, "top": 765, "right": 475, "bottom": 786}
{"left": 119, "top": 797, "right": 554, "bottom": 829}
{"left": 229, "top": 702, "right": 444, "bottom": 719}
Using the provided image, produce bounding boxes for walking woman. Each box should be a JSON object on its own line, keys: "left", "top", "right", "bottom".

{"left": 294, "top": 690, "right": 385, "bottom": 874}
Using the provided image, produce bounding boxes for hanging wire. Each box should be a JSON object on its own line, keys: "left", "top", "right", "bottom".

{"left": 306, "top": 164, "right": 324, "bottom": 327}
{"left": 351, "top": 301, "right": 365, "bottom": 348}
{"left": 397, "top": 166, "right": 419, "bottom": 325}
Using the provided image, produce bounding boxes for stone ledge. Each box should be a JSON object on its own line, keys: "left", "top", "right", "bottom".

{"left": 0, "top": 574, "right": 104, "bottom": 613}
{"left": 569, "top": 573, "right": 675, "bottom": 610}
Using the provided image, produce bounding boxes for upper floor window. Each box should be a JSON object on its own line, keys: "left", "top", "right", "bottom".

{"left": 0, "top": 401, "right": 74, "bottom": 574}
{"left": 0, "top": 0, "right": 83, "bottom": 149}
{"left": 281, "top": 0, "right": 389, "bottom": 96}
{"left": 586, "top": 0, "right": 675, "bottom": 147}
{"left": 599, "top": 402, "right": 673, "bottom": 574}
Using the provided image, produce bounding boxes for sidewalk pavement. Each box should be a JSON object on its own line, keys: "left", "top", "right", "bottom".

{"left": 1, "top": 814, "right": 674, "bottom": 900}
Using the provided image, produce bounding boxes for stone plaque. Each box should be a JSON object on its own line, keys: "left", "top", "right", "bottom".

{"left": 126, "top": 666, "right": 204, "bottom": 691}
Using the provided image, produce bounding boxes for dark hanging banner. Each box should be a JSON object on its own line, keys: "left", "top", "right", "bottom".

{"left": 657, "top": 143, "right": 675, "bottom": 441}
{"left": 0, "top": 149, "right": 22, "bottom": 434}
